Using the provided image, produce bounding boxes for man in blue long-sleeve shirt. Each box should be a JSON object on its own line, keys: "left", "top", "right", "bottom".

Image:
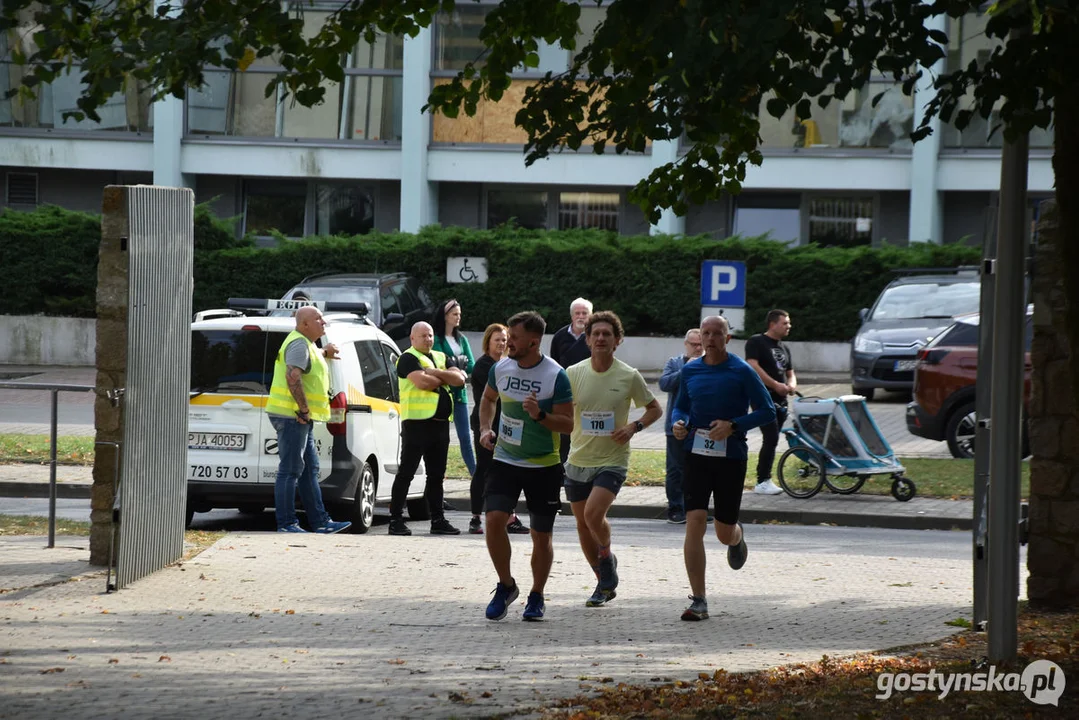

{"left": 658, "top": 328, "right": 702, "bottom": 524}
{"left": 671, "top": 315, "right": 775, "bottom": 621}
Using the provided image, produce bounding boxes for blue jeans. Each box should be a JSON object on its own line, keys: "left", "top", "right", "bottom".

{"left": 453, "top": 400, "right": 477, "bottom": 477}
{"left": 270, "top": 415, "right": 330, "bottom": 530}
{"left": 665, "top": 434, "right": 684, "bottom": 513}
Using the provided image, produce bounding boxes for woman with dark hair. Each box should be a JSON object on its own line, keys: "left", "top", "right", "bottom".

{"left": 468, "top": 323, "right": 529, "bottom": 535}
{"left": 432, "top": 299, "right": 477, "bottom": 478}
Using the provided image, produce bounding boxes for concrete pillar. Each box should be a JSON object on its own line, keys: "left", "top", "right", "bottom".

{"left": 151, "top": 95, "right": 193, "bottom": 190}
{"left": 151, "top": 1, "right": 193, "bottom": 191}
{"left": 649, "top": 138, "right": 686, "bottom": 236}
{"left": 908, "top": 5, "right": 946, "bottom": 243}
{"left": 400, "top": 27, "right": 438, "bottom": 232}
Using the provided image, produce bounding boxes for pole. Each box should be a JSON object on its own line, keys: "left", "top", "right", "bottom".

{"left": 987, "top": 129, "right": 1028, "bottom": 663}
{"left": 48, "top": 388, "right": 58, "bottom": 549}
{"left": 973, "top": 207, "right": 997, "bottom": 628}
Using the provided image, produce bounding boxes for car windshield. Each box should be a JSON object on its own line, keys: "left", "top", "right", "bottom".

{"left": 870, "top": 281, "right": 981, "bottom": 321}
{"left": 190, "top": 329, "right": 287, "bottom": 395}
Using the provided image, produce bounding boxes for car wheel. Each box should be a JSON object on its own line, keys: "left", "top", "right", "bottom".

{"left": 349, "top": 462, "right": 376, "bottom": 534}
{"left": 407, "top": 497, "right": 431, "bottom": 521}
{"left": 945, "top": 401, "right": 977, "bottom": 459}
{"left": 185, "top": 505, "right": 195, "bottom": 529}
{"left": 852, "top": 386, "right": 875, "bottom": 402}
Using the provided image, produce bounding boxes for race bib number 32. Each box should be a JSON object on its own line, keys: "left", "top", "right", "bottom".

{"left": 691, "top": 429, "right": 727, "bottom": 457}
{"left": 581, "top": 411, "right": 615, "bottom": 437}
{"left": 499, "top": 415, "right": 524, "bottom": 446}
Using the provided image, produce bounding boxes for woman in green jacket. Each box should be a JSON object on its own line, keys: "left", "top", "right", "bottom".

{"left": 432, "top": 299, "right": 477, "bottom": 477}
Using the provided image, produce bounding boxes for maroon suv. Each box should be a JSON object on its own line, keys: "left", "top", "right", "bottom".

{"left": 905, "top": 311, "right": 1031, "bottom": 459}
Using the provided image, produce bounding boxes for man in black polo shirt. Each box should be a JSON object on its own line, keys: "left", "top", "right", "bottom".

{"left": 744, "top": 309, "right": 797, "bottom": 495}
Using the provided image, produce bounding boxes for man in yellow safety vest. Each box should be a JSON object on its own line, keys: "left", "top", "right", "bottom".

{"left": 265, "top": 306, "right": 352, "bottom": 534}
{"left": 389, "top": 321, "right": 468, "bottom": 536}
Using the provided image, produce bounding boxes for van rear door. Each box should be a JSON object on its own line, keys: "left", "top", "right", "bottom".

{"left": 188, "top": 327, "right": 271, "bottom": 486}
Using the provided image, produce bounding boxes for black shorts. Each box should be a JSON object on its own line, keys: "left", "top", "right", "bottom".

{"left": 682, "top": 453, "right": 748, "bottom": 525}
{"left": 485, "top": 460, "right": 563, "bottom": 533}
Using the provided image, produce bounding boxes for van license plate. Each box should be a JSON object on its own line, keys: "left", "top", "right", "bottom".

{"left": 893, "top": 360, "right": 919, "bottom": 372}
{"left": 188, "top": 433, "right": 246, "bottom": 451}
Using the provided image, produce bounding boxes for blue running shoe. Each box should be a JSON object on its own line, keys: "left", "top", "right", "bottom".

{"left": 522, "top": 591, "right": 545, "bottom": 621}
{"left": 277, "top": 523, "right": 307, "bottom": 533}
{"left": 314, "top": 520, "right": 352, "bottom": 534}
{"left": 486, "top": 581, "right": 519, "bottom": 621}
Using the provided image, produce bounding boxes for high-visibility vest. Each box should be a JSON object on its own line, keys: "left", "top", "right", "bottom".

{"left": 265, "top": 331, "right": 331, "bottom": 422}
{"left": 398, "top": 346, "right": 452, "bottom": 421}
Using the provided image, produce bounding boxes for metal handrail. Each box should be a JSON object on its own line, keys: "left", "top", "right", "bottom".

{"left": 0, "top": 381, "right": 95, "bottom": 548}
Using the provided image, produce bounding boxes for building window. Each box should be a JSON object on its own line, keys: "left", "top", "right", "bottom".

{"left": 316, "top": 184, "right": 375, "bottom": 236}
{"left": 244, "top": 181, "right": 306, "bottom": 238}
{"left": 433, "top": 3, "right": 569, "bottom": 73}
{"left": 186, "top": 13, "right": 403, "bottom": 141}
{"left": 807, "top": 197, "right": 874, "bottom": 247}
{"left": 5, "top": 172, "right": 38, "bottom": 205}
{"left": 733, "top": 194, "right": 800, "bottom": 244}
{"left": 487, "top": 189, "right": 547, "bottom": 229}
{"left": 558, "top": 192, "right": 619, "bottom": 231}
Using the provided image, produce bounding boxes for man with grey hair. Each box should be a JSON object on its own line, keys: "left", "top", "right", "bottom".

{"left": 659, "top": 327, "right": 703, "bottom": 524}
{"left": 550, "top": 297, "right": 593, "bottom": 463}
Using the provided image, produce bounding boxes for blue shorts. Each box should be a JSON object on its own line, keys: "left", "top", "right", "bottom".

{"left": 563, "top": 463, "right": 627, "bottom": 504}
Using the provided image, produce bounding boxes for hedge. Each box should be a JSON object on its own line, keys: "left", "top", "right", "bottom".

{"left": 0, "top": 206, "right": 982, "bottom": 342}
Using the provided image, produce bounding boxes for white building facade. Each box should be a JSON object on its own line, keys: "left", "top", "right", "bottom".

{"left": 0, "top": 2, "right": 1055, "bottom": 247}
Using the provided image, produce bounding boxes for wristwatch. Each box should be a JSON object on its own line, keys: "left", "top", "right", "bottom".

{"left": 729, "top": 420, "right": 740, "bottom": 432}
{"left": 634, "top": 420, "right": 645, "bottom": 433}
{"left": 535, "top": 410, "right": 547, "bottom": 422}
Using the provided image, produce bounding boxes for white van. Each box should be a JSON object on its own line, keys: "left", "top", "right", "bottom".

{"left": 186, "top": 300, "right": 427, "bottom": 532}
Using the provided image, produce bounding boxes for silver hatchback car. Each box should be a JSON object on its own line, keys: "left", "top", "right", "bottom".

{"left": 850, "top": 270, "right": 981, "bottom": 400}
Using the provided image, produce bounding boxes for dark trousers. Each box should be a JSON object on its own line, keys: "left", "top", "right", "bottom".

{"left": 756, "top": 403, "right": 789, "bottom": 482}
{"left": 470, "top": 432, "right": 494, "bottom": 516}
{"left": 391, "top": 419, "right": 450, "bottom": 520}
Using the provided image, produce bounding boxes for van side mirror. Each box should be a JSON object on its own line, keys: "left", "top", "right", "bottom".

{"left": 858, "top": 308, "right": 869, "bottom": 322}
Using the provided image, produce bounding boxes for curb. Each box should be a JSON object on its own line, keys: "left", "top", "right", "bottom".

{"left": 0, "top": 483, "right": 970, "bottom": 533}
{"left": 441, "top": 494, "right": 972, "bottom": 533}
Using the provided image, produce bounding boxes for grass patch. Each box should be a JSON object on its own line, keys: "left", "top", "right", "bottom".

{"left": 8, "top": 434, "right": 1029, "bottom": 500}
{"left": 0, "top": 513, "right": 91, "bottom": 536}
{"left": 0, "top": 434, "right": 95, "bottom": 465}
{"left": 0, "top": 514, "right": 225, "bottom": 560}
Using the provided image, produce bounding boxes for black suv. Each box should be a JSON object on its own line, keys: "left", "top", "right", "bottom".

{"left": 282, "top": 273, "right": 436, "bottom": 348}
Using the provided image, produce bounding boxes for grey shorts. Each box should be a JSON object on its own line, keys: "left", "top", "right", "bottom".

{"left": 563, "top": 463, "right": 627, "bottom": 504}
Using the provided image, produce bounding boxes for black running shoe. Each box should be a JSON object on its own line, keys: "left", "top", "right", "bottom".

{"left": 506, "top": 515, "right": 530, "bottom": 534}
{"left": 388, "top": 518, "right": 411, "bottom": 536}
{"left": 430, "top": 517, "right": 461, "bottom": 535}
{"left": 598, "top": 553, "right": 619, "bottom": 591}
{"left": 727, "top": 522, "right": 748, "bottom": 570}
{"left": 468, "top": 516, "right": 483, "bottom": 535}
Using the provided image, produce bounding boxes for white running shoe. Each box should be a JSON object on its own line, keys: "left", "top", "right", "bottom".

{"left": 754, "top": 479, "right": 784, "bottom": 495}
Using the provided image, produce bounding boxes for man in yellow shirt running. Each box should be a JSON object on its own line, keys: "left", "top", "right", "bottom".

{"left": 565, "top": 311, "right": 663, "bottom": 606}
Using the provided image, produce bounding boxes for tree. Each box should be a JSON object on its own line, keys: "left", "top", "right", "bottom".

{"left": 4, "top": 0, "right": 1077, "bottom": 603}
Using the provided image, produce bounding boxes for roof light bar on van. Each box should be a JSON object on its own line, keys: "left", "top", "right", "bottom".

{"left": 226, "top": 298, "right": 370, "bottom": 315}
